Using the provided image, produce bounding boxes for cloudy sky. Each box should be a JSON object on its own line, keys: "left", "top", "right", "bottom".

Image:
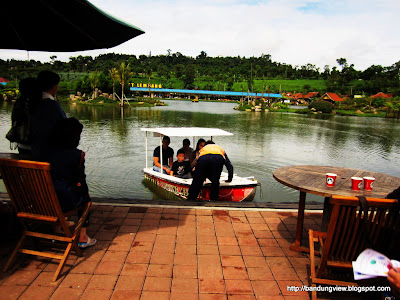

{"left": 1, "top": 0, "right": 399, "bottom": 71}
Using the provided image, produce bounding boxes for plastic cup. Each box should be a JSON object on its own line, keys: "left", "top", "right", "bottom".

{"left": 326, "top": 173, "right": 337, "bottom": 187}
{"left": 351, "top": 177, "right": 363, "bottom": 191}
{"left": 363, "top": 177, "right": 375, "bottom": 190}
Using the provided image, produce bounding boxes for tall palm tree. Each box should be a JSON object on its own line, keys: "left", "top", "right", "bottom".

{"left": 87, "top": 71, "right": 100, "bottom": 99}
{"left": 116, "top": 62, "right": 133, "bottom": 105}
{"left": 108, "top": 67, "right": 118, "bottom": 101}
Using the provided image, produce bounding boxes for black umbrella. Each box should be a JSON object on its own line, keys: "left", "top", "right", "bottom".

{"left": 1, "top": 0, "right": 144, "bottom": 52}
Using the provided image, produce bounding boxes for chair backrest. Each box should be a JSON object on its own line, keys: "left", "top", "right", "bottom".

{"left": 0, "top": 158, "right": 63, "bottom": 221}
{"left": 322, "top": 195, "right": 400, "bottom": 267}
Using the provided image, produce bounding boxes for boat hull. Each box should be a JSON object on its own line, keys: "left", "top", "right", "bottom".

{"left": 144, "top": 169, "right": 257, "bottom": 202}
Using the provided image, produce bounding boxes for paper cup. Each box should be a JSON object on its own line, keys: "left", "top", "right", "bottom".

{"left": 363, "top": 177, "right": 375, "bottom": 190}
{"left": 326, "top": 173, "right": 337, "bottom": 187}
{"left": 351, "top": 177, "right": 363, "bottom": 191}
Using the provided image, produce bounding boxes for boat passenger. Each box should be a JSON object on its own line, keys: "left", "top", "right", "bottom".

{"left": 153, "top": 135, "right": 174, "bottom": 174}
{"left": 189, "top": 138, "right": 206, "bottom": 169}
{"left": 188, "top": 140, "right": 233, "bottom": 201}
{"left": 171, "top": 149, "right": 191, "bottom": 179}
{"left": 179, "top": 138, "right": 193, "bottom": 161}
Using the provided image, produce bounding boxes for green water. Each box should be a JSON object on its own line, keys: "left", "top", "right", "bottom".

{"left": 1, "top": 100, "right": 400, "bottom": 204}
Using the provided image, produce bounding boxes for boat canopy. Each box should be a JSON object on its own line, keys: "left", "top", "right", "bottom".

{"left": 141, "top": 127, "right": 233, "bottom": 137}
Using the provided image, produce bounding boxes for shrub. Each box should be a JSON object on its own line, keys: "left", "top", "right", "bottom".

{"left": 272, "top": 102, "right": 289, "bottom": 109}
{"left": 308, "top": 100, "right": 334, "bottom": 113}
{"left": 295, "top": 108, "right": 312, "bottom": 114}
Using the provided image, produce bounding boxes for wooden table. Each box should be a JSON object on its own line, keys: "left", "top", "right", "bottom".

{"left": 273, "top": 165, "right": 400, "bottom": 252}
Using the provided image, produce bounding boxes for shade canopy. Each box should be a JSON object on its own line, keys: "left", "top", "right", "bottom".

{"left": 141, "top": 127, "right": 234, "bottom": 137}
{"left": 2, "top": 0, "right": 144, "bottom": 52}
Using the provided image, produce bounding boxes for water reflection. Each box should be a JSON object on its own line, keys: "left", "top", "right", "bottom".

{"left": 0, "top": 99, "right": 399, "bottom": 204}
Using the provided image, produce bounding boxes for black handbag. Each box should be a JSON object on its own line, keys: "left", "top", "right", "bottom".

{"left": 6, "top": 120, "right": 31, "bottom": 145}
{"left": 6, "top": 100, "right": 32, "bottom": 145}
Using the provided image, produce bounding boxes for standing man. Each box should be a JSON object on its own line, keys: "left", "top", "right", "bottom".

{"left": 188, "top": 141, "right": 233, "bottom": 201}
{"left": 31, "top": 71, "right": 67, "bottom": 160}
{"left": 153, "top": 136, "right": 174, "bottom": 174}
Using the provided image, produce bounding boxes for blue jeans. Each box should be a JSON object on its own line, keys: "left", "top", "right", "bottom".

{"left": 188, "top": 154, "right": 224, "bottom": 200}
{"left": 153, "top": 165, "right": 170, "bottom": 174}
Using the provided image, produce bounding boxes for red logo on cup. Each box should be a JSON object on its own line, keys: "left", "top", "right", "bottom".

{"left": 326, "top": 173, "right": 337, "bottom": 187}
{"left": 351, "top": 177, "right": 363, "bottom": 191}
{"left": 363, "top": 177, "right": 375, "bottom": 190}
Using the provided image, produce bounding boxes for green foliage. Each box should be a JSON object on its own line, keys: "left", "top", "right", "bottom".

{"left": 272, "top": 102, "right": 289, "bottom": 109}
{"left": 335, "top": 110, "right": 386, "bottom": 118}
{"left": 0, "top": 53, "right": 399, "bottom": 103}
{"left": 87, "top": 96, "right": 115, "bottom": 104}
{"left": 237, "top": 104, "right": 252, "bottom": 111}
{"left": 308, "top": 100, "right": 334, "bottom": 113}
{"left": 295, "top": 108, "right": 313, "bottom": 114}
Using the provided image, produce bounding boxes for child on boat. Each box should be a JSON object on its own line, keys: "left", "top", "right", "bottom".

{"left": 179, "top": 138, "right": 193, "bottom": 161}
{"left": 171, "top": 149, "right": 191, "bottom": 179}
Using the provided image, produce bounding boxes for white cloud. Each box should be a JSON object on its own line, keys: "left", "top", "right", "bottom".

{"left": 0, "top": 0, "right": 399, "bottom": 70}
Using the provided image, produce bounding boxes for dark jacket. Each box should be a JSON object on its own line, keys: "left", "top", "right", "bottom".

{"left": 48, "top": 148, "right": 90, "bottom": 212}
{"left": 30, "top": 98, "right": 66, "bottom": 160}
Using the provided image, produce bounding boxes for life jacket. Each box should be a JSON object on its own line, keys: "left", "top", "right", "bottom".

{"left": 199, "top": 144, "right": 226, "bottom": 159}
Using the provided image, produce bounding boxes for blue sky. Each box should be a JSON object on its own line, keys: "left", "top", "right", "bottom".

{"left": 1, "top": 0, "right": 399, "bottom": 71}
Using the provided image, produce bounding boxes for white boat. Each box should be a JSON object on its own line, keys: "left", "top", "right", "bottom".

{"left": 141, "top": 127, "right": 258, "bottom": 202}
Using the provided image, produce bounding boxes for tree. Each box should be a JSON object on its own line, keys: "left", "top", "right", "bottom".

{"left": 146, "top": 68, "right": 153, "bottom": 98}
{"left": 196, "top": 51, "right": 207, "bottom": 59}
{"left": 175, "top": 64, "right": 185, "bottom": 78}
{"left": 183, "top": 65, "right": 196, "bottom": 89}
{"left": 108, "top": 67, "right": 118, "bottom": 100}
{"left": 87, "top": 72, "right": 100, "bottom": 99}
{"left": 116, "top": 62, "right": 133, "bottom": 105}
{"left": 336, "top": 58, "right": 348, "bottom": 71}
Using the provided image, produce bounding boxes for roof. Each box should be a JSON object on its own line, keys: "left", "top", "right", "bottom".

{"left": 304, "top": 92, "right": 319, "bottom": 98}
{"left": 130, "top": 87, "right": 282, "bottom": 98}
{"left": 0, "top": 77, "right": 10, "bottom": 82}
{"left": 323, "top": 93, "right": 343, "bottom": 102}
{"left": 371, "top": 92, "right": 392, "bottom": 98}
{"left": 293, "top": 93, "right": 303, "bottom": 99}
{"left": 141, "top": 127, "right": 234, "bottom": 137}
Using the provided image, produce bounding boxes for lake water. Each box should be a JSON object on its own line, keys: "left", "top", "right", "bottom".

{"left": 1, "top": 99, "right": 400, "bottom": 205}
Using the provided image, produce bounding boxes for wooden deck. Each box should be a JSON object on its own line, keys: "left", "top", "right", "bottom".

{"left": 0, "top": 199, "right": 388, "bottom": 299}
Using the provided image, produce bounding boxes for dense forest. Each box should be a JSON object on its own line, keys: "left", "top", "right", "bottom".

{"left": 0, "top": 51, "right": 399, "bottom": 97}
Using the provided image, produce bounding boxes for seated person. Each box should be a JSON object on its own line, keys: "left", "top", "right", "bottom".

{"left": 179, "top": 138, "right": 193, "bottom": 161}
{"left": 190, "top": 138, "right": 206, "bottom": 169}
{"left": 171, "top": 149, "right": 191, "bottom": 179}
{"left": 387, "top": 187, "right": 400, "bottom": 200}
{"left": 47, "top": 117, "right": 96, "bottom": 248}
{"left": 153, "top": 136, "right": 174, "bottom": 174}
{"left": 388, "top": 267, "right": 400, "bottom": 298}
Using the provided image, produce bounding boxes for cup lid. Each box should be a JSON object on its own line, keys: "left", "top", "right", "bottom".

{"left": 326, "top": 173, "right": 337, "bottom": 176}
{"left": 351, "top": 177, "right": 363, "bottom": 180}
{"left": 363, "top": 177, "right": 375, "bottom": 180}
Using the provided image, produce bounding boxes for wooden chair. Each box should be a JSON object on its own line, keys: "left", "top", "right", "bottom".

{"left": 0, "top": 157, "right": 91, "bottom": 281}
{"left": 309, "top": 195, "right": 400, "bottom": 299}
